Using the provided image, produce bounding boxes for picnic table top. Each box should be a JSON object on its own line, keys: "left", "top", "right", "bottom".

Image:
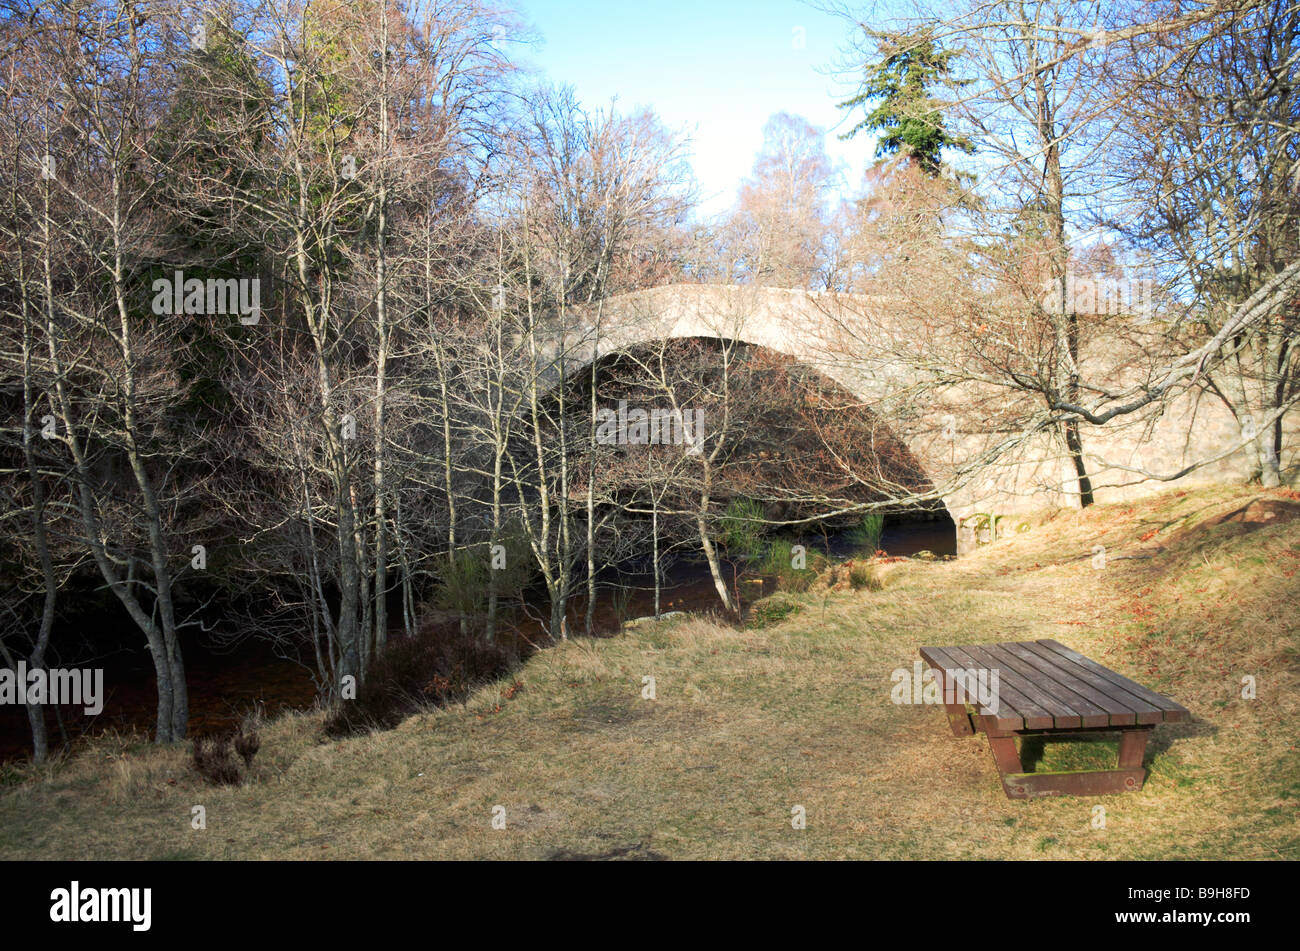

{"left": 918, "top": 638, "right": 1191, "bottom": 733}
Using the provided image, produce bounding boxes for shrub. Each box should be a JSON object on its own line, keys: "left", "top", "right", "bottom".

{"left": 434, "top": 532, "right": 534, "bottom": 622}
{"left": 191, "top": 713, "right": 262, "bottom": 786}
{"left": 323, "top": 621, "right": 512, "bottom": 737}
{"left": 848, "top": 561, "right": 883, "bottom": 591}
{"left": 746, "top": 593, "right": 803, "bottom": 629}
{"left": 233, "top": 717, "right": 261, "bottom": 770}
{"left": 720, "top": 497, "right": 767, "bottom": 560}
{"left": 483, "top": 528, "right": 536, "bottom": 609}
{"left": 850, "top": 513, "right": 885, "bottom": 553}
{"left": 779, "top": 570, "right": 816, "bottom": 593}
{"left": 760, "top": 539, "right": 820, "bottom": 592}
{"left": 760, "top": 538, "right": 793, "bottom": 575}
{"left": 191, "top": 735, "right": 244, "bottom": 787}
{"left": 610, "top": 583, "right": 633, "bottom": 627}
{"left": 435, "top": 548, "right": 489, "bottom": 616}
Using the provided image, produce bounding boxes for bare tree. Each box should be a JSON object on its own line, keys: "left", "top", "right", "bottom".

{"left": 0, "top": 3, "right": 204, "bottom": 742}
{"left": 823, "top": 0, "right": 1300, "bottom": 508}
{"left": 1108, "top": 0, "right": 1300, "bottom": 485}
{"left": 716, "top": 112, "right": 838, "bottom": 289}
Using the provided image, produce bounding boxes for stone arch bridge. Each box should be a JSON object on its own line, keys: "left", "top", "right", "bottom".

{"left": 534, "top": 283, "right": 1259, "bottom": 551}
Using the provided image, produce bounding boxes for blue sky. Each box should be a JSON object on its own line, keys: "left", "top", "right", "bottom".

{"left": 509, "top": 0, "right": 886, "bottom": 214}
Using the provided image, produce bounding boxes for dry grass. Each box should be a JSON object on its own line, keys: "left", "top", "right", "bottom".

{"left": 2, "top": 484, "right": 1297, "bottom": 860}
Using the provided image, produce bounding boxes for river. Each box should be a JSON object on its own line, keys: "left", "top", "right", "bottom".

{"left": 0, "top": 514, "right": 954, "bottom": 762}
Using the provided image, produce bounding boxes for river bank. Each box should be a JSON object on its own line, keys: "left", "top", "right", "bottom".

{"left": 1, "top": 485, "right": 1295, "bottom": 859}
{"left": 0, "top": 514, "right": 957, "bottom": 762}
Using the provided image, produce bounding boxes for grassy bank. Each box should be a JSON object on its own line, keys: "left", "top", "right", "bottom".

{"left": 2, "top": 484, "right": 1297, "bottom": 860}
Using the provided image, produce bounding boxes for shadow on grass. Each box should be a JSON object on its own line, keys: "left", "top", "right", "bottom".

{"left": 1016, "top": 718, "right": 1217, "bottom": 773}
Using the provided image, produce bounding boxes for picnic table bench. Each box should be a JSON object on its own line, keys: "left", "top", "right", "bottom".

{"left": 918, "top": 639, "right": 1190, "bottom": 800}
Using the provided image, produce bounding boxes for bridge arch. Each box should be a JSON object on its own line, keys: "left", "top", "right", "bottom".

{"left": 528, "top": 282, "right": 1264, "bottom": 555}
{"left": 535, "top": 283, "right": 977, "bottom": 538}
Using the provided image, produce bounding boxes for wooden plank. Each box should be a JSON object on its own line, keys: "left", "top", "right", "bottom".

{"left": 1019, "top": 640, "right": 1160, "bottom": 724}
{"left": 997, "top": 641, "right": 1124, "bottom": 727}
{"left": 1018, "top": 640, "right": 1149, "bottom": 721}
{"left": 1037, "top": 639, "right": 1191, "bottom": 723}
{"left": 921, "top": 646, "right": 1020, "bottom": 731}
{"left": 943, "top": 704, "right": 976, "bottom": 737}
{"left": 944, "top": 645, "right": 1055, "bottom": 730}
{"left": 997, "top": 641, "right": 1117, "bottom": 726}
{"left": 981, "top": 643, "right": 1085, "bottom": 728}
{"left": 1037, "top": 638, "right": 1191, "bottom": 721}
{"left": 919, "top": 645, "right": 961, "bottom": 672}
{"left": 919, "top": 645, "right": 972, "bottom": 694}
{"left": 1001, "top": 768, "right": 1145, "bottom": 799}
{"left": 940, "top": 644, "right": 1012, "bottom": 705}
{"left": 915, "top": 646, "right": 977, "bottom": 737}
{"left": 932, "top": 644, "right": 1015, "bottom": 717}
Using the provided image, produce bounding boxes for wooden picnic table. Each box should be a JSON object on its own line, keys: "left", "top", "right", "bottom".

{"left": 918, "top": 639, "right": 1190, "bottom": 799}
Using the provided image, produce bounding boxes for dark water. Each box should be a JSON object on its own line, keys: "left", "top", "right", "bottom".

{"left": 0, "top": 638, "right": 317, "bottom": 764}
{"left": 846, "top": 518, "right": 957, "bottom": 559}
{"left": 0, "top": 515, "right": 954, "bottom": 763}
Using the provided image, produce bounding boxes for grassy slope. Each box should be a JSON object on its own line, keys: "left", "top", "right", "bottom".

{"left": 2, "top": 484, "right": 1297, "bottom": 860}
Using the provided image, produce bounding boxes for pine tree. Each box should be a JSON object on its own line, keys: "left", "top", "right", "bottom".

{"left": 839, "top": 29, "right": 973, "bottom": 176}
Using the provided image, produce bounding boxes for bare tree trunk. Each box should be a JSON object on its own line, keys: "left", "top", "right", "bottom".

{"left": 372, "top": 5, "right": 392, "bottom": 656}
{"left": 652, "top": 495, "right": 661, "bottom": 618}
{"left": 697, "top": 505, "right": 737, "bottom": 614}
{"left": 585, "top": 353, "right": 598, "bottom": 635}
{"left": 1033, "top": 31, "right": 1093, "bottom": 509}
{"left": 7, "top": 159, "right": 57, "bottom": 762}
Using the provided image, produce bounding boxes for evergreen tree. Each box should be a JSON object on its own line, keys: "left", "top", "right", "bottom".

{"left": 839, "top": 28, "right": 973, "bottom": 176}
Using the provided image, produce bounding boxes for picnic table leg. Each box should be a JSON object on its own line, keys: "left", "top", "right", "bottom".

{"left": 927, "top": 664, "right": 975, "bottom": 736}
{"left": 1118, "top": 726, "right": 1153, "bottom": 769}
{"left": 985, "top": 731, "right": 1023, "bottom": 775}
{"left": 993, "top": 727, "right": 1153, "bottom": 799}
{"left": 943, "top": 702, "right": 975, "bottom": 737}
